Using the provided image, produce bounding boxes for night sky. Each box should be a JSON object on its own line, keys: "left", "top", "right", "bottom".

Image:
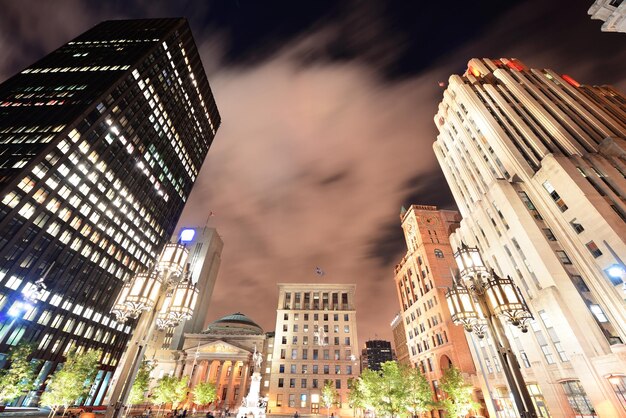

{"left": 1, "top": 0, "right": 625, "bottom": 344}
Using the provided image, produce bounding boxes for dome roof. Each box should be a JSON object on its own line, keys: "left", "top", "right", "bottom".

{"left": 203, "top": 312, "right": 263, "bottom": 335}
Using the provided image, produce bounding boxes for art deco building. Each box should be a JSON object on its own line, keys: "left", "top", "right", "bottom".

{"left": 588, "top": 0, "right": 626, "bottom": 33}
{"left": 360, "top": 340, "right": 393, "bottom": 372}
{"left": 268, "top": 283, "right": 359, "bottom": 417}
{"left": 393, "top": 205, "right": 482, "bottom": 417}
{"left": 434, "top": 58, "right": 626, "bottom": 417}
{"left": 390, "top": 313, "right": 410, "bottom": 366}
{"left": 0, "top": 18, "right": 220, "bottom": 406}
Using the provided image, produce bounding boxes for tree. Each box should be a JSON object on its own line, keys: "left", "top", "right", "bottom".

{"left": 364, "top": 362, "right": 409, "bottom": 418}
{"left": 347, "top": 378, "right": 367, "bottom": 417}
{"left": 128, "top": 361, "right": 154, "bottom": 405}
{"left": 438, "top": 366, "right": 479, "bottom": 418}
{"left": 0, "top": 343, "right": 40, "bottom": 405}
{"left": 402, "top": 365, "right": 433, "bottom": 417}
{"left": 322, "top": 380, "right": 339, "bottom": 418}
{"left": 192, "top": 381, "right": 217, "bottom": 408}
{"left": 152, "top": 375, "right": 188, "bottom": 409}
{"left": 40, "top": 348, "right": 101, "bottom": 417}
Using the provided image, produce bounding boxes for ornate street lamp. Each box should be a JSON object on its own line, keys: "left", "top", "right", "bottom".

{"left": 484, "top": 274, "right": 532, "bottom": 332}
{"left": 155, "top": 291, "right": 177, "bottom": 330}
{"left": 111, "top": 282, "right": 133, "bottom": 323}
{"left": 446, "top": 243, "right": 538, "bottom": 418}
{"left": 157, "top": 243, "right": 189, "bottom": 279}
{"left": 106, "top": 241, "right": 197, "bottom": 418}
{"left": 123, "top": 271, "right": 162, "bottom": 318}
{"left": 167, "top": 275, "right": 199, "bottom": 324}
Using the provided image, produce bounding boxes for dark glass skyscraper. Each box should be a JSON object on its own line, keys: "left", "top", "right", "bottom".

{"left": 0, "top": 18, "right": 220, "bottom": 405}
{"left": 361, "top": 340, "right": 393, "bottom": 371}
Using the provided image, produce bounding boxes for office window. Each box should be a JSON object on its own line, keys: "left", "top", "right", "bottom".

{"left": 276, "top": 394, "right": 282, "bottom": 407}
{"left": 585, "top": 241, "right": 602, "bottom": 258}
{"left": 313, "top": 365, "right": 318, "bottom": 374}
{"left": 289, "top": 378, "right": 296, "bottom": 388}
{"left": 301, "top": 378, "right": 307, "bottom": 388}
{"left": 278, "top": 378, "right": 284, "bottom": 388}
{"left": 527, "top": 384, "right": 551, "bottom": 418}
{"left": 279, "top": 364, "right": 285, "bottom": 373}
{"left": 561, "top": 380, "right": 596, "bottom": 416}
{"left": 570, "top": 220, "right": 584, "bottom": 233}
{"left": 324, "top": 365, "right": 329, "bottom": 374}
{"left": 608, "top": 375, "right": 626, "bottom": 413}
{"left": 291, "top": 365, "right": 297, "bottom": 373}
{"left": 345, "top": 337, "right": 351, "bottom": 345}
{"left": 336, "top": 379, "right": 341, "bottom": 389}
{"left": 543, "top": 181, "right": 568, "bottom": 212}
{"left": 542, "top": 228, "right": 556, "bottom": 241}
{"left": 434, "top": 249, "right": 444, "bottom": 258}
{"left": 556, "top": 251, "right": 572, "bottom": 264}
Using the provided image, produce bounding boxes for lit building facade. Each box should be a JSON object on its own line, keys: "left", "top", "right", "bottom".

{"left": 360, "top": 340, "right": 393, "bottom": 372}
{"left": 394, "top": 205, "right": 481, "bottom": 417}
{"left": 0, "top": 18, "right": 220, "bottom": 406}
{"left": 390, "top": 313, "right": 410, "bottom": 366}
{"left": 434, "top": 58, "right": 626, "bottom": 417}
{"left": 588, "top": 0, "right": 626, "bottom": 33}
{"left": 149, "top": 313, "right": 270, "bottom": 413}
{"left": 268, "top": 283, "right": 359, "bottom": 417}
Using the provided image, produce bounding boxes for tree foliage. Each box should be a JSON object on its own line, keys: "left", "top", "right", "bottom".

{"left": 349, "top": 362, "right": 435, "bottom": 418}
{"left": 40, "top": 348, "right": 101, "bottom": 413}
{"left": 347, "top": 377, "right": 366, "bottom": 417}
{"left": 402, "top": 366, "right": 433, "bottom": 416}
{"left": 0, "top": 343, "right": 40, "bottom": 405}
{"left": 322, "top": 380, "right": 339, "bottom": 417}
{"left": 361, "top": 362, "right": 408, "bottom": 418}
{"left": 192, "top": 381, "right": 217, "bottom": 406}
{"left": 438, "top": 366, "right": 479, "bottom": 418}
{"left": 128, "top": 361, "right": 154, "bottom": 405}
{"left": 152, "top": 375, "right": 188, "bottom": 407}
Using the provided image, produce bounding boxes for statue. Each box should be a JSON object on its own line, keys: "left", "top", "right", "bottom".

{"left": 252, "top": 345, "right": 263, "bottom": 371}
{"left": 237, "top": 346, "right": 266, "bottom": 418}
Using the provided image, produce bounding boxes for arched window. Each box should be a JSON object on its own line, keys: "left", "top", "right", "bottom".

{"left": 434, "top": 249, "right": 444, "bottom": 258}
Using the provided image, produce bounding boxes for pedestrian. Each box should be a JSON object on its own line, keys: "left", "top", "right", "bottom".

{"left": 144, "top": 407, "right": 152, "bottom": 417}
{"left": 173, "top": 408, "right": 178, "bottom": 418}
{"left": 294, "top": 411, "right": 299, "bottom": 418}
{"left": 182, "top": 409, "right": 188, "bottom": 418}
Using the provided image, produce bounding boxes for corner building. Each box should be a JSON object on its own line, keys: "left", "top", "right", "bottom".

{"left": 434, "top": 58, "right": 626, "bottom": 417}
{"left": 0, "top": 18, "right": 219, "bottom": 405}
{"left": 394, "top": 205, "right": 482, "bottom": 417}
{"left": 269, "top": 284, "right": 359, "bottom": 417}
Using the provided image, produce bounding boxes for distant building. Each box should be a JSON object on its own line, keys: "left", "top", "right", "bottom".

{"left": 434, "top": 58, "right": 626, "bottom": 417}
{"left": 268, "top": 283, "right": 359, "bottom": 417}
{"left": 588, "top": 0, "right": 626, "bottom": 33}
{"left": 393, "top": 205, "right": 483, "bottom": 417}
{"left": 390, "top": 313, "right": 410, "bottom": 366}
{"left": 0, "top": 18, "right": 219, "bottom": 406}
{"left": 361, "top": 340, "right": 393, "bottom": 372}
{"left": 151, "top": 312, "right": 270, "bottom": 412}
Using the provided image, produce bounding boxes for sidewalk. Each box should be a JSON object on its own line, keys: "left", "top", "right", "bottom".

{"left": 0, "top": 408, "right": 49, "bottom": 417}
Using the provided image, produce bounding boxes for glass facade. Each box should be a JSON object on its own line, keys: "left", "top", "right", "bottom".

{"left": 0, "top": 18, "right": 220, "bottom": 405}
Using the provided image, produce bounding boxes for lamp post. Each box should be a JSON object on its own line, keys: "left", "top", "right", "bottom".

{"left": 445, "top": 243, "right": 537, "bottom": 418}
{"left": 104, "top": 242, "right": 199, "bottom": 418}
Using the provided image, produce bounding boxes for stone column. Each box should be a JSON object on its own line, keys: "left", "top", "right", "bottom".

{"left": 226, "top": 361, "right": 237, "bottom": 409}
{"left": 215, "top": 361, "right": 226, "bottom": 409}
{"left": 235, "top": 363, "right": 250, "bottom": 408}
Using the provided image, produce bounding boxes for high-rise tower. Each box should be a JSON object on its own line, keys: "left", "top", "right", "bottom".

{"left": 0, "top": 18, "right": 220, "bottom": 405}
{"left": 434, "top": 58, "right": 626, "bottom": 417}
{"left": 393, "top": 205, "right": 481, "bottom": 417}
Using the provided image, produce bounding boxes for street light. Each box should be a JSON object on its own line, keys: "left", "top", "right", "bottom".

{"left": 445, "top": 243, "right": 538, "bottom": 418}
{"left": 105, "top": 242, "right": 197, "bottom": 418}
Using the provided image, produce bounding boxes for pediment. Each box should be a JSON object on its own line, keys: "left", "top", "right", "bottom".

{"left": 188, "top": 339, "right": 252, "bottom": 356}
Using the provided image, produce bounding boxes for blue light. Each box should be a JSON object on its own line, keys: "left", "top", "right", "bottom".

{"left": 7, "top": 301, "right": 32, "bottom": 318}
{"left": 607, "top": 265, "right": 625, "bottom": 279}
{"left": 180, "top": 228, "right": 195, "bottom": 243}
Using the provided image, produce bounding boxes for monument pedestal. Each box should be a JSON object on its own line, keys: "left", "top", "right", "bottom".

{"left": 236, "top": 372, "right": 268, "bottom": 418}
